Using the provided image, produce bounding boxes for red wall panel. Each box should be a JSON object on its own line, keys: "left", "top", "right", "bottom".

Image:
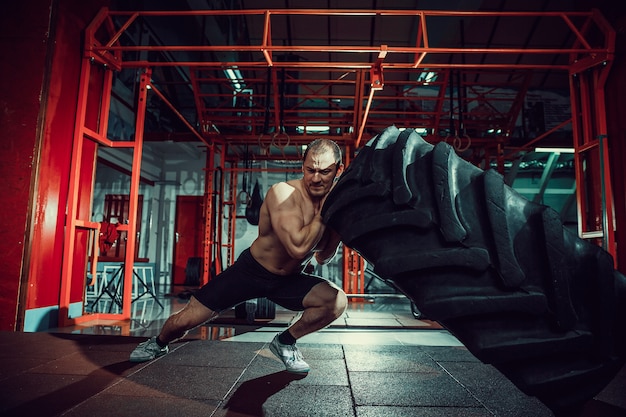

{"left": 27, "top": 1, "right": 108, "bottom": 312}
{"left": 606, "top": 56, "right": 626, "bottom": 273}
{"left": 0, "top": 1, "right": 54, "bottom": 331}
{"left": 0, "top": 0, "right": 108, "bottom": 330}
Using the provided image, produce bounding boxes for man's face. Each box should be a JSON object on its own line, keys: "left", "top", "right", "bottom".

{"left": 302, "top": 150, "right": 342, "bottom": 199}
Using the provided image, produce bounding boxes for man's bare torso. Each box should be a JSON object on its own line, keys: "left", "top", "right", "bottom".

{"left": 250, "top": 178, "right": 323, "bottom": 275}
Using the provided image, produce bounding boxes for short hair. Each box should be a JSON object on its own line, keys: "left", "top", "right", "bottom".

{"left": 303, "top": 139, "right": 342, "bottom": 166}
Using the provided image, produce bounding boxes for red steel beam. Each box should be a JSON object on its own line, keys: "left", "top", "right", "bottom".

{"left": 85, "top": 8, "right": 612, "bottom": 72}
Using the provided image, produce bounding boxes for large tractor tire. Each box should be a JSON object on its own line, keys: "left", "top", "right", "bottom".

{"left": 322, "top": 126, "right": 626, "bottom": 415}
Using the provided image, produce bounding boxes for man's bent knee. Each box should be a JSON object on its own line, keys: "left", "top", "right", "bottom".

{"left": 333, "top": 289, "right": 348, "bottom": 318}
{"left": 304, "top": 282, "right": 347, "bottom": 318}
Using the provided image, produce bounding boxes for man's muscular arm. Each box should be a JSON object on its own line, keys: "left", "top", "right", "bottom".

{"left": 313, "top": 182, "right": 342, "bottom": 265}
{"left": 314, "top": 227, "right": 342, "bottom": 265}
{"left": 267, "top": 182, "right": 326, "bottom": 259}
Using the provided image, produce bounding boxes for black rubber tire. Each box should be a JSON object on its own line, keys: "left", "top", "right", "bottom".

{"left": 322, "top": 126, "right": 626, "bottom": 415}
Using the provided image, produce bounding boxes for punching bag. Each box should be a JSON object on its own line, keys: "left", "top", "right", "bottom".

{"left": 246, "top": 180, "right": 263, "bottom": 226}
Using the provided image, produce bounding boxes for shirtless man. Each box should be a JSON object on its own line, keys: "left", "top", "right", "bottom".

{"left": 130, "top": 139, "right": 348, "bottom": 373}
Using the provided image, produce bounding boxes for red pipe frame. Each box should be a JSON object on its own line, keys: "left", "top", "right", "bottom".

{"left": 90, "top": 9, "right": 611, "bottom": 71}
{"left": 59, "top": 64, "right": 153, "bottom": 326}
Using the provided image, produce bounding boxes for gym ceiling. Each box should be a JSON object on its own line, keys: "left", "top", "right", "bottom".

{"left": 94, "top": 0, "right": 617, "bottom": 182}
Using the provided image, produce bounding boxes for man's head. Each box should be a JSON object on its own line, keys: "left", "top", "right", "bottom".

{"left": 301, "top": 139, "right": 343, "bottom": 200}
{"left": 303, "top": 139, "right": 342, "bottom": 167}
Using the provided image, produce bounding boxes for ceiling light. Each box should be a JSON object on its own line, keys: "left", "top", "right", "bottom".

{"left": 398, "top": 127, "right": 429, "bottom": 135}
{"left": 224, "top": 67, "right": 243, "bottom": 92}
{"left": 417, "top": 71, "right": 437, "bottom": 85}
{"left": 297, "top": 126, "right": 329, "bottom": 134}
{"left": 534, "top": 147, "right": 575, "bottom": 153}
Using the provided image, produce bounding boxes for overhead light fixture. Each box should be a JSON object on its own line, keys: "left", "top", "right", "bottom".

{"left": 398, "top": 127, "right": 429, "bottom": 136}
{"left": 417, "top": 71, "right": 437, "bottom": 85}
{"left": 534, "top": 147, "right": 575, "bottom": 153}
{"left": 297, "top": 126, "right": 329, "bottom": 134}
{"left": 224, "top": 67, "right": 244, "bottom": 92}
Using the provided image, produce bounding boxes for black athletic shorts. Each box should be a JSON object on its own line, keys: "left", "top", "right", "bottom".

{"left": 192, "top": 248, "right": 327, "bottom": 312}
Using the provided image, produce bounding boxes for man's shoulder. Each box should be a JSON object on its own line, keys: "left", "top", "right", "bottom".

{"left": 268, "top": 180, "right": 303, "bottom": 204}
{"left": 271, "top": 179, "right": 302, "bottom": 193}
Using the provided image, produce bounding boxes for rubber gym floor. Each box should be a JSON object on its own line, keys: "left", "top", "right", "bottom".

{"left": 2, "top": 295, "right": 625, "bottom": 417}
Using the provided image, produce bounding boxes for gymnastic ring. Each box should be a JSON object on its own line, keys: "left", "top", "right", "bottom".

{"left": 273, "top": 131, "right": 291, "bottom": 148}
{"left": 258, "top": 134, "right": 271, "bottom": 155}
{"left": 237, "top": 190, "right": 250, "bottom": 206}
{"left": 454, "top": 134, "right": 472, "bottom": 153}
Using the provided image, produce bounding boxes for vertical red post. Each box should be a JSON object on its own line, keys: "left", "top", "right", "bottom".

{"left": 121, "top": 68, "right": 151, "bottom": 317}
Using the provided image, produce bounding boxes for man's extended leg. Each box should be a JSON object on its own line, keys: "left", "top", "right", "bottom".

{"left": 158, "top": 296, "right": 218, "bottom": 343}
{"left": 130, "top": 297, "right": 218, "bottom": 362}
{"left": 270, "top": 281, "right": 347, "bottom": 372}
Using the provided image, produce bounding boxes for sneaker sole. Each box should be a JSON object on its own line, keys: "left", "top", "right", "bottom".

{"left": 129, "top": 350, "right": 168, "bottom": 363}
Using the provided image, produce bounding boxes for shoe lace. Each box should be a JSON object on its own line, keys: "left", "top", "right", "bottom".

{"left": 139, "top": 338, "right": 158, "bottom": 352}
{"left": 285, "top": 345, "right": 304, "bottom": 364}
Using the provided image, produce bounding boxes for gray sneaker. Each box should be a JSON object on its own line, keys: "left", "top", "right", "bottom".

{"left": 269, "top": 334, "right": 310, "bottom": 373}
{"left": 130, "top": 336, "right": 169, "bottom": 363}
